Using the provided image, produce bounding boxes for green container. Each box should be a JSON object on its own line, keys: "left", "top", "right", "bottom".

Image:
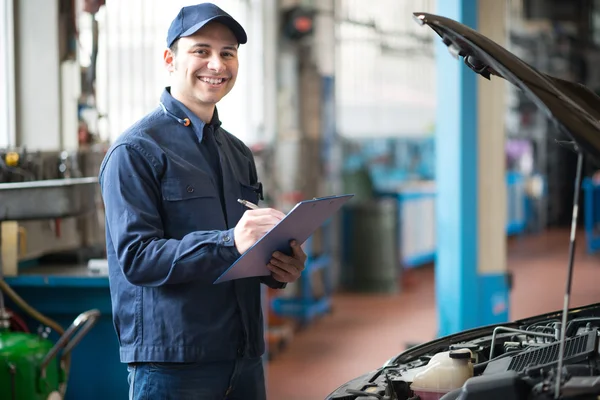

{"left": 342, "top": 198, "right": 400, "bottom": 294}
{"left": 0, "top": 330, "right": 61, "bottom": 400}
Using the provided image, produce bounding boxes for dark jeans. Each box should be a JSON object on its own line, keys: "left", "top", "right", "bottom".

{"left": 127, "top": 357, "right": 266, "bottom": 400}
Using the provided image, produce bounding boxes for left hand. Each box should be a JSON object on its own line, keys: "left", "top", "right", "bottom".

{"left": 267, "top": 240, "right": 307, "bottom": 283}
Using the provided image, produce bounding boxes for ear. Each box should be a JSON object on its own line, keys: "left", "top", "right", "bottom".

{"left": 164, "top": 49, "right": 175, "bottom": 72}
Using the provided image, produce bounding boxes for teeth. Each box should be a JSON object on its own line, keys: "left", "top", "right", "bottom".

{"left": 200, "top": 77, "right": 223, "bottom": 84}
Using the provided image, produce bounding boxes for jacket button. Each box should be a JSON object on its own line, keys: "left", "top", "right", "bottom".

{"left": 224, "top": 236, "right": 231, "bottom": 242}
{"left": 238, "top": 347, "right": 245, "bottom": 356}
{"left": 186, "top": 185, "right": 194, "bottom": 193}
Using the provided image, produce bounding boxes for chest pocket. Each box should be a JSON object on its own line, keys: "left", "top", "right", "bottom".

{"left": 162, "top": 174, "right": 216, "bottom": 201}
{"left": 239, "top": 181, "right": 263, "bottom": 206}
{"left": 161, "top": 174, "right": 223, "bottom": 233}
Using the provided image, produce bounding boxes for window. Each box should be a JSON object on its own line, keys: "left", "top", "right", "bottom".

{"left": 335, "top": 0, "right": 436, "bottom": 138}
{"left": 0, "top": 0, "right": 16, "bottom": 148}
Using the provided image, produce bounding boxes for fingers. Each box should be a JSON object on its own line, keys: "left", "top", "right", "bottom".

{"left": 272, "top": 241, "right": 306, "bottom": 268}
{"left": 267, "top": 260, "right": 299, "bottom": 283}
{"left": 271, "top": 251, "right": 304, "bottom": 271}
{"left": 269, "top": 255, "right": 301, "bottom": 273}
{"left": 249, "top": 215, "right": 281, "bottom": 226}
{"left": 267, "top": 240, "right": 307, "bottom": 282}
{"left": 244, "top": 208, "right": 286, "bottom": 220}
{"left": 268, "top": 241, "right": 307, "bottom": 283}
{"left": 290, "top": 240, "right": 308, "bottom": 263}
{"left": 268, "top": 263, "right": 291, "bottom": 282}
{"left": 241, "top": 209, "right": 285, "bottom": 229}
{"left": 270, "top": 270, "right": 290, "bottom": 283}
{"left": 242, "top": 216, "right": 281, "bottom": 240}
{"left": 233, "top": 208, "right": 286, "bottom": 254}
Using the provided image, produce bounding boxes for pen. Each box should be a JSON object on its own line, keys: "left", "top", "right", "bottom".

{"left": 237, "top": 198, "right": 259, "bottom": 210}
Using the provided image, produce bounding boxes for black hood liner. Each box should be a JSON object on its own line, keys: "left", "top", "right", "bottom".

{"left": 413, "top": 13, "right": 600, "bottom": 161}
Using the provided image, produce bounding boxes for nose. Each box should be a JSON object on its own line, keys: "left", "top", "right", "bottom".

{"left": 207, "top": 55, "right": 225, "bottom": 73}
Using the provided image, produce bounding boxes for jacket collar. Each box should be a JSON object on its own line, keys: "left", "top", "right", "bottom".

{"left": 159, "top": 87, "right": 222, "bottom": 142}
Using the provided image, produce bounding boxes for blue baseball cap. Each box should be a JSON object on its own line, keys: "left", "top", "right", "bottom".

{"left": 166, "top": 3, "right": 247, "bottom": 48}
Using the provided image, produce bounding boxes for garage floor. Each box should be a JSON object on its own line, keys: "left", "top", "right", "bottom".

{"left": 266, "top": 229, "right": 600, "bottom": 399}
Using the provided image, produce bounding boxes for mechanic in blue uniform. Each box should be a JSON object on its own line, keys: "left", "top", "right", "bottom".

{"left": 98, "top": 3, "right": 307, "bottom": 399}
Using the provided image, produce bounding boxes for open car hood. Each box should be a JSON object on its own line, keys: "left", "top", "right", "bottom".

{"left": 413, "top": 12, "right": 600, "bottom": 161}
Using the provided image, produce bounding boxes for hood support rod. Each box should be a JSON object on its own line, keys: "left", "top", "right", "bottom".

{"left": 555, "top": 149, "right": 584, "bottom": 399}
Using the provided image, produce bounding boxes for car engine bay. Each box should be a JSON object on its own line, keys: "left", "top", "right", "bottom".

{"left": 328, "top": 314, "right": 600, "bottom": 400}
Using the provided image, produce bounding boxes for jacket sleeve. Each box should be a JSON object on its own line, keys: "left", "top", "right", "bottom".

{"left": 99, "top": 142, "right": 241, "bottom": 287}
{"left": 260, "top": 275, "right": 287, "bottom": 289}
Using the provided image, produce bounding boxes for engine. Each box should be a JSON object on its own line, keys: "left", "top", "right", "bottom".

{"left": 332, "top": 317, "right": 600, "bottom": 400}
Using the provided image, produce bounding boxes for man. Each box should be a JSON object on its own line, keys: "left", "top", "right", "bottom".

{"left": 98, "top": 3, "right": 306, "bottom": 399}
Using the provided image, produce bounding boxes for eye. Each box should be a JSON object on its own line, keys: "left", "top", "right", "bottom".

{"left": 222, "top": 52, "right": 235, "bottom": 58}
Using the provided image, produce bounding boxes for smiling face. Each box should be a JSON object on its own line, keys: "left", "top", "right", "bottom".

{"left": 164, "top": 21, "right": 239, "bottom": 121}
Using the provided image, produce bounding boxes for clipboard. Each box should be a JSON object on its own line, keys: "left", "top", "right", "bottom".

{"left": 213, "top": 194, "right": 354, "bottom": 284}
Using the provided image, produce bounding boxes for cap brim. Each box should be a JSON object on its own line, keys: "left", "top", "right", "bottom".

{"left": 180, "top": 15, "right": 247, "bottom": 45}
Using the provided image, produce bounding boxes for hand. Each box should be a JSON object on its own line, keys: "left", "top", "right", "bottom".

{"left": 233, "top": 208, "right": 286, "bottom": 254}
{"left": 267, "top": 240, "right": 307, "bottom": 283}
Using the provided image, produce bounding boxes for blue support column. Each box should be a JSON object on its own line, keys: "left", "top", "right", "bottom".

{"left": 435, "top": 0, "right": 479, "bottom": 337}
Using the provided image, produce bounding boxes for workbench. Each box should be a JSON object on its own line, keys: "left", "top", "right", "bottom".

{"left": 4, "top": 265, "right": 128, "bottom": 400}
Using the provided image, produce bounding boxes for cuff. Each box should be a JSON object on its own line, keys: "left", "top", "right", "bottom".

{"left": 218, "top": 228, "right": 241, "bottom": 265}
{"left": 260, "top": 275, "right": 287, "bottom": 289}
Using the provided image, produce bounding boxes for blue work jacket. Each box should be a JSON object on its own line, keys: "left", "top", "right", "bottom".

{"left": 99, "top": 87, "right": 284, "bottom": 364}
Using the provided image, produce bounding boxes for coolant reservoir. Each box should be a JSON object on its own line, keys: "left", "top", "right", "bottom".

{"left": 410, "top": 348, "right": 474, "bottom": 400}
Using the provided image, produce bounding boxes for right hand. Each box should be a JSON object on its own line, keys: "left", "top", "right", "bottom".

{"left": 233, "top": 208, "right": 286, "bottom": 254}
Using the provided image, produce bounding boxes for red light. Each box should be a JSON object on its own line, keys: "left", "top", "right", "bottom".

{"left": 294, "top": 16, "right": 312, "bottom": 32}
